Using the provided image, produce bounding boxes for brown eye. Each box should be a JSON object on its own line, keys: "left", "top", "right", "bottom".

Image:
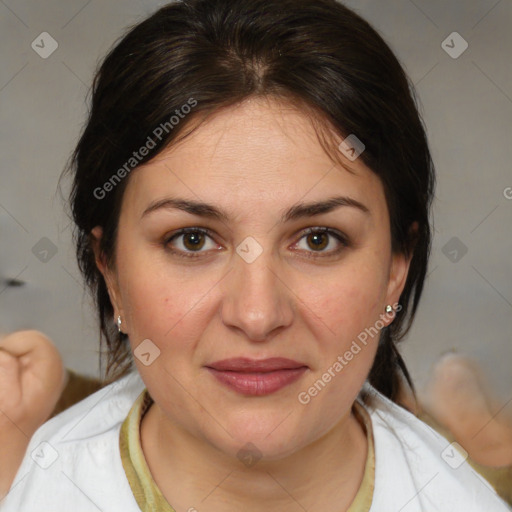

{"left": 164, "top": 227, "right": 218, "bottom": 258}
{"left": 294, "top": 227, "right": 349, "bottom": 258}
{"left": 306, "top": 231, "right": 329, "bottom": 251}
{"left": 182, "top": 231, "right": 206, "bottom": 251}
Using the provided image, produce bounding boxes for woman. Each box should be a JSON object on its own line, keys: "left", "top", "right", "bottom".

{"left": 2, "top": 0, "right": 510, "bottom": 510}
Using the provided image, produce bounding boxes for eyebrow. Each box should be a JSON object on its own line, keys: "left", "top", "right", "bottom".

{"left": 140, "top": 195, "right": 370, "bottom": 223}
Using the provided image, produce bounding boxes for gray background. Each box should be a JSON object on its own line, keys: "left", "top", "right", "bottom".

{"left": 1, "top": 1, "right": 511, "bottom": 407}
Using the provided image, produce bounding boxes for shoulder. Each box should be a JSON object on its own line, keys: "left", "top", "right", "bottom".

{"left": 1, "top": 371, "right": 145, "bottom": 512}
{"left": 360, "top": 384, "right": 511, "bottom": 512}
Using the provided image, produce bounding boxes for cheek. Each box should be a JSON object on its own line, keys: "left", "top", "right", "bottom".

{"left": 294, "top": 267, "right": 386, "bottom": 429}
{"left": 121, "top": 275, "right": 210, "bottom": 395}
{"left": 304, "top": 260, "right": 388, "bottom": 343}
{"left": 117, "top": 254, "right": 219, "bottom": 363}
{"left": 123, "top": 277, "right": 199, "bottom": 341}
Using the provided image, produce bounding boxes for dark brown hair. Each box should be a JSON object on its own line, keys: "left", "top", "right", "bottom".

{"left": 60, "top": 0, "right": 435, "bottom": 402}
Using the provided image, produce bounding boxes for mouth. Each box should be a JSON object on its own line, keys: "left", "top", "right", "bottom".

{"left": 205, "top": 357, "right": 308, "bottom": 396}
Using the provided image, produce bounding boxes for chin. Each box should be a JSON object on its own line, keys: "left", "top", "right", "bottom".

{"left": 210, "top": 415, "right": 306, "bottom": 463}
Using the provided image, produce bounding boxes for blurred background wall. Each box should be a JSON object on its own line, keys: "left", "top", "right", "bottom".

{"left": 1, "top": 0, "right": 511, "bottom": 404}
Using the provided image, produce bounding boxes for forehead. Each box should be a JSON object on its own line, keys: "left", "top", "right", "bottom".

{"left": 122, "top": 97, "right": 387, "bottom": 221}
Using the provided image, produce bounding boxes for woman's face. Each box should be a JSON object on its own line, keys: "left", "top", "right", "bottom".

{"left": 93, "top": 97, "right": 410, "bottom": 460}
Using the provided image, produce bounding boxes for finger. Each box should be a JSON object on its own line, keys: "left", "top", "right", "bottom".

{"left": 0, "top": 348, "right": 22, "bottom": 417}
{"left": 0, "top": 331, "right": 65, "bottom": 401}
{"left": 0, "top": 348, "right": 21, "bottom": 381}
{"left": 0, "top": 330, "right": 58, "bottom": 361}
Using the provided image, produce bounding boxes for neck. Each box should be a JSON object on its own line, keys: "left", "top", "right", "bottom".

{"left": 140, "top": 401, "right": 368, "bottom": 512}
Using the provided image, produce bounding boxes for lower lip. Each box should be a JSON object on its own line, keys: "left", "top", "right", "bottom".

{"left": 206, "top": 367, "right": 308, "bottom": 396}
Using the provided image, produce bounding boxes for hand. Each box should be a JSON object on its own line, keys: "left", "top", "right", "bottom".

{"left": 0, "top": 329, "right": 67, "bottom": 435}
{"left": 0, "top": 330, "right": 67, "bottom": 498}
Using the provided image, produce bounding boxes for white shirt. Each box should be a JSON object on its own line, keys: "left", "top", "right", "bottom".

{"left": 1, "top": 371, "right": 510, "bottom": 512}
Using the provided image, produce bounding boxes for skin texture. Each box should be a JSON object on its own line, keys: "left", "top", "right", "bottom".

{"left": 91, "top": 96, "right": 411, "bottom": 511}
{"left": 0, "top": 330, "right": 67, "bottom": 499}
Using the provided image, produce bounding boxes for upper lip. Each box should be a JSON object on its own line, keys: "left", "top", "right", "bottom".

{"left": 206, "top": 357, "right": 307, "bottom": 372}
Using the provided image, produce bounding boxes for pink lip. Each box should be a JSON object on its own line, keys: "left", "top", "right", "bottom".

{"left": 205, "top": 358, "right": 308, "bottom": 396}
{"left": 207, "top": 357, "right": 306, "bottom": 372}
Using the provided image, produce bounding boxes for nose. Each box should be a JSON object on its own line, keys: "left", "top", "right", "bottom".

{"left": 220, "top": 244, "right": 293, "bottom": 342}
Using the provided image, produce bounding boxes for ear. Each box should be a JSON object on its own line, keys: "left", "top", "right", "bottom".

{"left": 90, "top": 226, "right": 124, "bottom": 321}
{"left": 382, "top": 222, "right": 418, "bottom": 323}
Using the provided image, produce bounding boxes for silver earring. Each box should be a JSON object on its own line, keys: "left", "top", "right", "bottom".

{"left": 385, "top": 304, "right": 393, "bottom": 314}
{"left": 117, "top": 315, "right": 122, "bottom": 333}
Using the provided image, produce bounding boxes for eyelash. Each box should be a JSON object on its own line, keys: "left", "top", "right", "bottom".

{"left": 163, "top": 226, "right": 349, "bottom": 260}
